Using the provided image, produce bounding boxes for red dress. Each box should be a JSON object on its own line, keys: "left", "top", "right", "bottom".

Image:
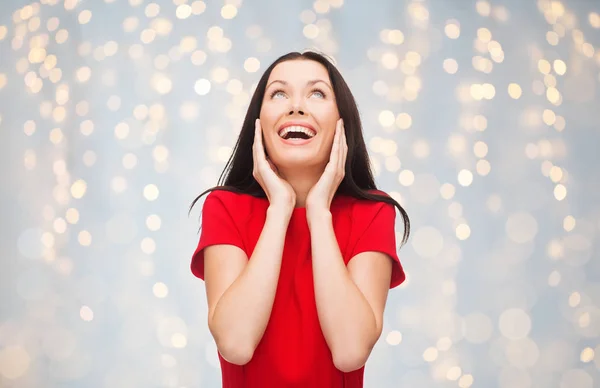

{"left": 191, "top": 190, "right": 405, "bottom": 388}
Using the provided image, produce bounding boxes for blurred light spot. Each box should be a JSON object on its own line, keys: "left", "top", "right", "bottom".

{"left": 473, "top": 141, "right": 488, "bottom": 158}
{"left": 115, "top": 122, "right": 129, "bottom": 139}
{"left": 151, "top": 73, "right": 172, "bottom": 95}
{"left": 111, "top": 176, "right": 127, "bottom": 193}
{"left": 554, "top": 184, "right": 567, "bottom": 200}
{"left": 505, "top": 338, "right": 539, "bottom": 368}
{"left": 456, "top": 223, "right": 471, "bottom": 240}
{"left": 506, "top": 213, "right": 538, "bottom": 243}
{"left": 80, "top": 305, "right": 94, "bottom": 321}
{"left": 443, "top": 58, "right": 458, "bottom": 74}
{"left": 394, "top": 112, "right": 411, "bottom": 130}
{"left": 423, "top": 347, "right": 438, "bottom": 362}
{"left": 146, "top": 214, "right": 161, "bottom": 231}
{"left": 53, "top": 217, "right": 67, "bottom": 234}
{"left": 388, "top": 29, "right": 404, "bottom": 44}
{"left": 538, "top": 59, "right": 551, "bottom": 74}
{"left": 580, "top": 347, "right": 594, "bottom": 363}
{"left": 553, "top": 59, "right": 566, "bottom": 75}
{"left": 303, "top": 24, "right": 319, "bottom": 39}
{"left": 78, "top": 230, "right": 92, "bottom": 246}
{"left": 379, "top": 110, "right": 395, "bottom": 127}
{"left": 398, "top": 170, "right": 414, "bottom": 186}
{"left": 437, "top": 337, "right": 452, "bottom": 351}
{"left": 476, "top": 160, "right": 491, "bottom": 176}
{"left": 123, "top": 153, "right": 138, "bottom": 169}
{"left": 445, "top": 20, "right": 460, "bottom": 39}
{"left": 172, "top": 333, "right": 187, "bottom": 348}
{"left": 71, "top": 179, "right": 87, "bottom": 199}
{"left": 458, "top": 374, "right": 474, "bottom": 388}
{"left": 457, "top": 169, "right": 473, "bottom": 186}
{"left": 384, "top": 156, "right": 401, "bottom": 172}
{"left": 476, "top": 1, "right": 491, "bottom": 17}
{"left": 548, "top": 270, "right": 561, "bottom": 287}
{"left": 563, "top": 215, "right": 576, "bottom": 232}
{"left": 473, "top": 115, "right": 487, "bottom": 131}
{"left": 66, "top": 208, "right": 79, "bottom": 224}
{"left": 412, "top": 139, "right": 430, "bottom": 159}
{"left": 508, "top": 83, "right": 522, "bottom": 99}
{"left": 221, "top": 4, "right": 238, "bottom": 19}
{"left": 440, "top": 183, "right": 455, "bottom": 200}
{"left": 227, "top": 79, "right": 243, "bottom": 95}
{"left": 547, "top": 239, "right": 564, "bottom": 260}
{"left": 560, "top": 369, "right": 593, "bottom": 388}
{"left": 24, "top": 149, "right": 36, "bottom": 170}
{"left": 499, "top": 308, "right": 531, "bottom": 339}
{"left": 194, "top": 78, "right": 211, "bottom": 95}
{"left": 80, "top": 120, "right": 94, "bottom": 136}
{"left": 549, "top": 165, "right": 563, "bottom": 182}
{"left": 386, "top": 330, "right": 402, "bottom": 345}
{"left": 0, "top": 346, "right": 30, "bottom": 379}
{"left": 448, "top": 202, "right": 462, "bottom": 219}
{"left": 161, "top": 354, "right": 177, "bottom": 368}
{"left": 141, "top": 237, "right": 156, "bottom": 254}
{"left": 412, "top": 226, "right": 443, "bottom": 258}
{"left": 240, "top": 58, "right": 260, "bottom": 74}
{"left": 446, "top": 366, "right": 462, "bottom": 381}
{"left": 152, "top": 146, "right": 169, "bottom": 163}
{"left": 153, "top": 282, "right": 168, "bottom": 298}
{"left": 590, "top": 12, "right": 600, "bottom": 28}
{"left": 569, "top": 292, "right": 581, "bottom": 308}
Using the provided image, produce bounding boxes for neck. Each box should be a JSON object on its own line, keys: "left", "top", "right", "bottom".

{"left": 278, "top": 167, "right": 323, "bottom": 208}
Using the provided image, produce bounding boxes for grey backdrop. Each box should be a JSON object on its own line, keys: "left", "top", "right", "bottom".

{"left": 1, "top": 0, "right": 599, "bottom": 387}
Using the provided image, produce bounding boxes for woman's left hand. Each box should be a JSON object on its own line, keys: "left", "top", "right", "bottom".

{"left": 306, "top": 118, "right": 348, "bottom": 219}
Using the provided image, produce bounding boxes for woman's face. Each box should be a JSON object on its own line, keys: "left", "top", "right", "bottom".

{"left": 259, "top": 59, "right": 340, "bottom": 171}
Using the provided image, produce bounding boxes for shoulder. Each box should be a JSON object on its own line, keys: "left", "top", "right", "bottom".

{"left": 338, "top": 189, "right": 396, "bottom": 216}
{"left": 203, "top": 189, "right": 267, "bottom": 218}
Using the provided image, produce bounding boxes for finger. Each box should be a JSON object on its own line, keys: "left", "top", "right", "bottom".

{"left": 255, "top": 119, "right": 267, "bottom": 164}
{"left": 329, "top": 120, "right": 340, "bottom": 164}
{"left": 339, "top": 119, "right": 346, "bottom": 173}
{"left": 342, "top": 128, "right": 348, "bottom": 174}
{"left": 253, "top": 119, "right": 259, "bottom": 172}
{"left": 337, "top": 119, "right": 344, "bottom": 174}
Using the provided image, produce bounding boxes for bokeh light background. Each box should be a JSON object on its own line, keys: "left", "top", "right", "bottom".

{"left": 1, "top": 0, "right": 600, "bottom": 387}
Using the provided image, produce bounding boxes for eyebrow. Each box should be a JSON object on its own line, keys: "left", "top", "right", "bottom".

{"left": 266, "top": 79, "right": 333, "bottom": 92}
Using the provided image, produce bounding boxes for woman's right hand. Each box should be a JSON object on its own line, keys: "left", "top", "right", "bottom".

{"left": 252, "top": 119, "right": 296, "bottom": 211}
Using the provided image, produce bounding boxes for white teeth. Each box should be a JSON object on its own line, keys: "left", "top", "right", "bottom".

{"left": 278, "top": 126, "right": 316, "bottom": 139}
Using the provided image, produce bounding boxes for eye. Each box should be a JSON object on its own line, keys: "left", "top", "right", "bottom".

{"left": 269, "top": 89, "right": 286, "bottom": 99}
{"left": 311, "top": 88, "right": 326, "bottom": 98}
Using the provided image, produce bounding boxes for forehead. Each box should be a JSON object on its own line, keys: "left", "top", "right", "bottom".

{"left": 266, "top": 59, "right": 331, "bottom": 85}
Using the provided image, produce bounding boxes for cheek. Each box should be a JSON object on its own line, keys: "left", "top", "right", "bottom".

{"left": 311, "top": 103, "right": 339, "bottom": 127}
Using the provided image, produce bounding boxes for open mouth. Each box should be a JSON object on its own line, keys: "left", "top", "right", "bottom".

{"left": 278, "top": 126, "right": 316, "bottom": 140}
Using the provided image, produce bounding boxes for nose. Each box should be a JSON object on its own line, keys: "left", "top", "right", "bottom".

{"left": 288, "top": 108, "right": 305, "bottom": 115}
{"left": 288, "top": 99, "right": 306, "bottom": 116}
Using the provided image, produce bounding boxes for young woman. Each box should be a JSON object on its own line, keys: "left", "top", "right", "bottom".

{"left": 189, "top": 51, "right": 410, "bottom": 387}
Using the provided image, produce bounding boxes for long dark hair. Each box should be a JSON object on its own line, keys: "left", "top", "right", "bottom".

{"left": 189, "top": 51, "right": 410, "bottom": 245}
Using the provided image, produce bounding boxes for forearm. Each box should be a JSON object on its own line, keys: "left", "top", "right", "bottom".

{"left": 308, "top": 212, "right": 380, "bottom": 371}
{"left": 210, "top": 206, "right": 291, "bottom": 362}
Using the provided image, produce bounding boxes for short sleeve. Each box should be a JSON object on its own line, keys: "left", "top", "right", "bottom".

{"left": 190, "top": 191, "right": 245, "bottom": 280}
{"left": 350, "top": 202, "right": 406, "bottom": 289}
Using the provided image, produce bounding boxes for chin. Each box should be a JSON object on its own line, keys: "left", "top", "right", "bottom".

{"left": 273, "top": 151, "right": 323, "bottom": 170}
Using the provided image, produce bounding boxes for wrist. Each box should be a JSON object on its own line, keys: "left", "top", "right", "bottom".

{"left": 306, "top": 209, "right": 332, "bottom": 229}
{"left": 267, "top": 204, "right": 294, "bottom": 221}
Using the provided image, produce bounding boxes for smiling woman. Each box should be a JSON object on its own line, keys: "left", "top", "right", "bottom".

{"left": 260, "top": 60, "right": 340, "bottom": 184}
{"left": 189, "top": 50, "right": 410, "bottom": 388}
